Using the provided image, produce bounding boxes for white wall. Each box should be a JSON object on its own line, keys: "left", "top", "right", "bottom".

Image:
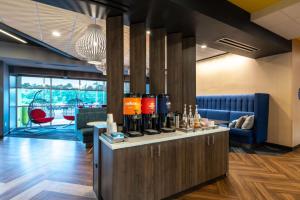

{"left": 196, "top": 53, "right": 293, "bottom": 147}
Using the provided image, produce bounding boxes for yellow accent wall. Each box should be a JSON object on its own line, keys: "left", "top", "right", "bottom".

{"left": 228, "top": 0, "right": 280, "bottom": 13}
{"left": 196, "top": 53, "right": 293, "bottom": 147}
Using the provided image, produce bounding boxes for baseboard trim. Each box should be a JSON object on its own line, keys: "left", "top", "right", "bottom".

{"left": 292, "top": 144, "right": 300, "bottom": 150}
{"left": 164, "top": 175, "right": 226, "bottom": 200}
{"left": 264, "top": 142, "right": 294, "bottom": 151}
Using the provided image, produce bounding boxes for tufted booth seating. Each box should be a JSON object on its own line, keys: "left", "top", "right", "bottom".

{"left": 76, "top": 108, "right": 107, "bottom": 148}
{"left": 196, "top": 93, "right": 269, "bottom": 144}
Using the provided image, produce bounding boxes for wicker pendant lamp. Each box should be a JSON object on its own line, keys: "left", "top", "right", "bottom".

{"left": 75, "top": 22, "right": 106, "bottom": 74}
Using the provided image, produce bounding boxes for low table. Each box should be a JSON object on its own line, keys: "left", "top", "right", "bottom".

{"left": 87, "top": 121, "right": 106, "bottom": 127}
{"left": 86, "top": 121, "right": 107, "bottom": 153}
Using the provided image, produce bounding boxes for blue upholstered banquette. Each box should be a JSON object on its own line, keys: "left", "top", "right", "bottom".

{"left": 196, "top": 93, "right": 269, "bottom": 144}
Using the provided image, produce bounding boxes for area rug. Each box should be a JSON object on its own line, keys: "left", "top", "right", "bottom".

{"left": 8, "top": 125, "right": 79, "bottom": 141}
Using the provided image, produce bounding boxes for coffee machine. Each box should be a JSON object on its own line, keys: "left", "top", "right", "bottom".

{"left": 157, "top": 94, "right": 176, "bottom": 132}
{"left": 141, "top": 94, "right": 160, "bottom": 134}
{"left": 123, "top": 93, "right": 143, "bottom": 137}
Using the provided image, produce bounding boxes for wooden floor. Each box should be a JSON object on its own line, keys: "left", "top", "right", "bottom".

{"left": 0, "top": 137, "right": 300, "bottom": 200}
{"left": 179, "top": 147, "right": 300, "bottom": 200}
{"left": 0, "top": 137, "right": 95, "bottom": 200}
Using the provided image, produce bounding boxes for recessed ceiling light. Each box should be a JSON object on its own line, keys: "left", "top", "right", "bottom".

{"left": 201, "top": 44, "right": 207, "bottom": 49}
{"left": 52, "top": 31, "right": 61, "bottom": 37}
{"left": 0, "top": 29, "right": 27, "bottom": 44}
{"left": 146, "top": 30, "right": 151, "bottom": 35}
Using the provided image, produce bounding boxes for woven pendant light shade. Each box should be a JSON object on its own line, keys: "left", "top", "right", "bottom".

{"left": 75, "top": 24, "right": 106, "bottom": 66}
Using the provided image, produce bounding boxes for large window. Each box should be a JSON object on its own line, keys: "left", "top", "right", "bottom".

{"left": 123, "top": 81, "right": 150, "bottom": 94}
{"left": 10, "top": 76, "right": 107, "bottom": 128}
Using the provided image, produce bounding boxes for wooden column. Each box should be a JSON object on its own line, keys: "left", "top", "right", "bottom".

{"left": 182, "top": 37, "right": 196, "bottom": 106}
{"left": 167, "top": 33, "right": 183, "bottom": 113}
{"left": 0, "top": 61, "right": 9, "bottom": 138}
{"left": 106, "top": 16, "right": 124, "bottom": 124}
{"left": 150, "top": 28, "right": 166, "bottom": 94}
{"left": 130, "top": 23, "right": 146, "bottom": 94}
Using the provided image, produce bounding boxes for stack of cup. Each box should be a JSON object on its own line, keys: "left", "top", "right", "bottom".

{"left": 107, "top": 113, "right": 114, "bottom": 124}
{"left": 107, "top": 113, "right": 117, "bottom": 134}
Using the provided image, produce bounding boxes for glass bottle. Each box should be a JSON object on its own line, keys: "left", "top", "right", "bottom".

{"left": 182, "top": 104, "right": 188, "bottom": 128}
{"left": 188, "top": 105, "right": 194, "bottom": 128}
{"left": 194, "top": 105, "right": 201, "bottom": 128}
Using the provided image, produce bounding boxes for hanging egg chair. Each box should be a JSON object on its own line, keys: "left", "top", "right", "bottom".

{"left": 63, "top": 98, "right": 84, "bottom": 125}
{"left": 28, "top": 90, "right": 55, "bottom": 126}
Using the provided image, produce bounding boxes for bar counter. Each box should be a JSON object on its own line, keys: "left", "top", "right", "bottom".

{"left": 93, "top": 125, "right": 229, "bottom": 200}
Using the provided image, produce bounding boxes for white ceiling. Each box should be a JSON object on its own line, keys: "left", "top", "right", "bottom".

{"left": 196, "top": 45, "right": 225, "bottom": 61}
{"left": 252, "top": 0, "right": 300, "bottom": 40}
{"left": 0, "top": 0, "right": 223, "bottom": 69}
{"left": 0, "top": 0, "right": 130, "bottom": 66}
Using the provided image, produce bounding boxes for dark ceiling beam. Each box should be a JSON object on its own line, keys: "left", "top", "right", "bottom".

{"left": 0, "top": 22, "right": 78, "bottom": 60}
{"left": 0, "top": 41, "right": 87, "bottom": 67}
{"left": 9, "top": 66, "right": 106, "bottom": 80}
{"left": 170, "top": 0, "right": 291, "bottom": 53}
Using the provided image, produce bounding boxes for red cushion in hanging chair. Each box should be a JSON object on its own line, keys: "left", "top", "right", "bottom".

{"left": 33, "top": 117, "right": 54, "bottom": 124}
{"left": 30, "top": 109, "right": 54, "bottom": 124}
{"left": 30, "top": 109, "right": 46, "bottom": 119}
{"left": 64, "top": 115, "right": 75, "bottom": 121}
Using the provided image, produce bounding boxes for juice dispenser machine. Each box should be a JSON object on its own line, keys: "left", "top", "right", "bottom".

{"left": 141, "top": 94, "right": 160, "bottom": 134}
{"left": 123, "top": 93, "right": 143, "bottom": 137}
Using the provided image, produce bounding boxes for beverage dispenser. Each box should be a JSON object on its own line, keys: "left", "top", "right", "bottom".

{"left": 141, "top": 94, "right": 160, "bottom": 134}
{"left": 123, "top": 93, "right": 143, "bottom": 137}
{"left": 157, "top": 94, "right": 176, "bottom": 132}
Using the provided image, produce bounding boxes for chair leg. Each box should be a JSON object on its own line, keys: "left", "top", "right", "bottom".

{"left": 62, "top": 120, "right": 74, "bottom": 128}
{"left": 88, "top": 147, "right": 93, "bottom": 154}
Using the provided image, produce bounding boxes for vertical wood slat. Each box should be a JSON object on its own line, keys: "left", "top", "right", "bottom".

{"left": 182, "top": 37, "right": 196, "bottom": 107}
{"left": 130, "top": 23, "right": 146, "bottom": 94}
{"left": 150, "top": 28, "right": 166, "bottom": 94}
{"left": 167, "top": 33, "right": 183, "bottom": 113}
{"left": 106, "top": 16, "right": 124, "bottom": 124}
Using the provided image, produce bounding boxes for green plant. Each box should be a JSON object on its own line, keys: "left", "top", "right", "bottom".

{"left": 21, "top": 107, "right": 29, "bottom": 125}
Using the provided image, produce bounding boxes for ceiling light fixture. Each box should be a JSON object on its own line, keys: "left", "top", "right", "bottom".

{"left": 75, "top": 23, "right": 106, "bottom": 74}
{"left": 201, "top": 44, "right": 207, "bottom": 49}
{"left": 0, "top": 29, "right": 27, "bottom": 44}
{"left": 52, "top": 31, "right": 61, "bottom": 37}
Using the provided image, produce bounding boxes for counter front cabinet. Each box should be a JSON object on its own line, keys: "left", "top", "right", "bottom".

{"left": 94, "top": 130, "right": 229, "bottom": 200}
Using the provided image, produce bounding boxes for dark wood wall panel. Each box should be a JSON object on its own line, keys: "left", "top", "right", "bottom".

{"left": 0, "top": 61, "right": 9, "bottom": 138}
{"left": 106, "top": 16, "right": 124, "bottom": 124}
{"left": 167, "top": 33, "right": 183, "bottom": 113}
{"left": 182, "top": 37, "right": 196, "bottom": 107}
{"left": 150, "top": 28, "right": 166, "bottom": 94}
{"left": 130, "top": 23, "right": 146, "bottom": 94}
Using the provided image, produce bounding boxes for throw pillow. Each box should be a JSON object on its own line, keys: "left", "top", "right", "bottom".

{"left": 242, "top": 115, "right": 255, "bottom": 130}
{"left": 235, "top": 116, "right": 247, "bottom": 129}
{"left": 229, "top": 120, "right": 237, "bottom": 128}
